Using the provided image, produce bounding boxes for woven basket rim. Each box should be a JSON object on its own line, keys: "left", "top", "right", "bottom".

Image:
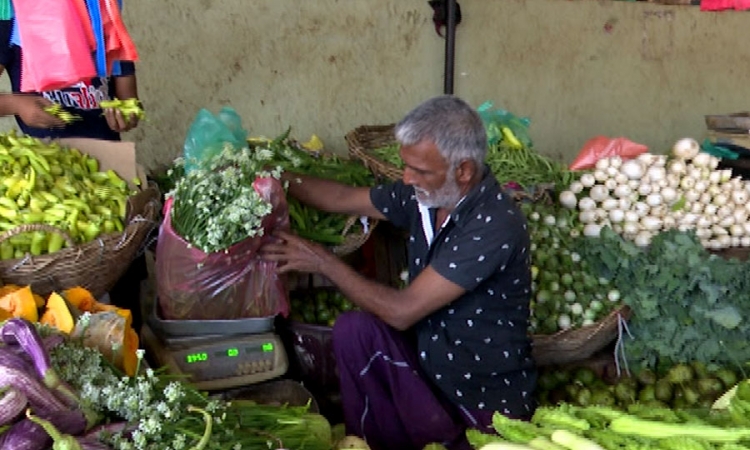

{"left": 331, "top": 216, "right": 378, "bottom": 256}
{"left": 345, "top": 124, "right": 403, "bottom": 181}
{"left": 531, "top": 304, "right": 631, "bottom": 366}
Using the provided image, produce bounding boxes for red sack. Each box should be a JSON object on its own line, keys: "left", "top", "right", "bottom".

{"left": 14, "top": 0, "right": 97, "bottom": 92}
{"left": 569, "top": 136, "right": 649, "bottom": 171}
{"left": 156, "top": 177, "right": 290, "bottom": 320}
{"left": 700, "top": 0, "right": 734, "bottom": 10}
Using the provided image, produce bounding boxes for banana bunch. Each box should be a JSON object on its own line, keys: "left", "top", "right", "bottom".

{"left": 0, "top": 131, "right": 134, "bottom": 259}
{"left": 43, "top": 104, "right": 82, "bottom": 123}
{"left": 100, "top": 98, "right": 145, "bottom": 121}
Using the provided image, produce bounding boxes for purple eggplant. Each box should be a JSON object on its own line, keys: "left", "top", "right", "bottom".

{"left": 0, "top": 387, "right": 27, "bottom": 426}
{"left": 1, "top": 319, "right": 98, "bottom": 427}
{"left": 0, "top": 409, "right": 87, "bottom": 450}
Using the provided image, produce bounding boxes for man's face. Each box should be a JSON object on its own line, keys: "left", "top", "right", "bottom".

{"left": 400, "top": 140, "right": 463, "bottom": 209}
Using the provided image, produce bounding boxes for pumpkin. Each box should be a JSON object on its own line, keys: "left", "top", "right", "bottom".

{"left": 62, "top": 286, "right": 133, "bottom": 327}
{"left": 0, "top": 284, "right": 21, "bottom": 298}
{"left": 40, "top": 292, "right": 76, "bottom": 334}
{"left": 32, "top": 293, "right": 45, "bottom": 309}
{"left": 0, "top": 285, "right": 38, "bottom": 322}
{"left": 72, "top": 311, "right": 139, "bottom": 376}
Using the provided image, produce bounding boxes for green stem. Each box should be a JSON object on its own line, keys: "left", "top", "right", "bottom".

{"left": 187, "top": 405, "right": 213, "bottom": 450}
{"left": 26, "top": 410, "right": 82, "bottom": 450}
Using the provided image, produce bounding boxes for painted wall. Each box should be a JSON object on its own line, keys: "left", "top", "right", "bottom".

{"left": 2, "top": 0, "right": 748, "bottom": 170}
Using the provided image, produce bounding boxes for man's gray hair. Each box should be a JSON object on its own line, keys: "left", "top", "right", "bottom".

{"left": 394, "top": 95, "right": 487, "bottom": 168}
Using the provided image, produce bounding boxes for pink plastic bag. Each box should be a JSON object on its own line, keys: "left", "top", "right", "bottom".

{"left": 156, "top": 177, "right": 291, "bottom": 320}
{"left": 569, "top": 136, "right": 649, "bottom": 171}
{"left": 14, "top": 0, "right": 97, "bottom": 92}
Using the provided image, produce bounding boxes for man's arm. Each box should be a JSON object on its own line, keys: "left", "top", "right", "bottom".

{"left": 282, "top": 171, "right": 386, "bottom": 220}
{"left": 263, "top": 231, "right": 464, "bottom": 330}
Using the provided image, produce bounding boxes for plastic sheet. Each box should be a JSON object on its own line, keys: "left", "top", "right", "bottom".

{"left": 14, "top": 0, "right": 97, "bottom": 92}
{"left": 569, "top": 136, "right": 648, "bottom": 171}
{"left": 183, "top": 107, "right": 249, "bottom": 174}
{"left": 156, "top": 177, "right": 290, "bottom": 320}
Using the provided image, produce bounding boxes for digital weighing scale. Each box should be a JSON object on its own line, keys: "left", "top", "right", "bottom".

{"left": 141, "top": 305, "right": 289, "bottom": 391}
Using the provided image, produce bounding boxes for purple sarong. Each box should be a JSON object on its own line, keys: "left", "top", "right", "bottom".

{"left": 332, "top": 311, "right": 495, "bottom": 450}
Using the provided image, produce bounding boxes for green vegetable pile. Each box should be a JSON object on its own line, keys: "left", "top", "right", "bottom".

{"left": 289, "top": 288, "right": 356, "bottom": 327}
{"left": 469, "top": 379, "right": 750, "bottom": 449}
{"left": 252, "top": 131, "right": 376, "bottom": 248}
{"left": 537, "top": 361, "right": 740, "bottom": 411}
{"left": 521, "top": 201, "right": 621, "bottom": 335}
{"left": 578, "top": 227, "right": 750, "bottom": 370}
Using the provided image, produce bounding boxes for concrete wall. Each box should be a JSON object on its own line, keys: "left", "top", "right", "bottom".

{"left": 3, "top": 0, "right": 749, "bottom": 171}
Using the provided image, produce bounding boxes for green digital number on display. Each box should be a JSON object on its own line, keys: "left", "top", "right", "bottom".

{"left": 262, "top": 343, "right": 274, "bottom": 352}
{"left": 185, "top": 352, "right": 208, "bottom": 364}
{"left": 227, "top": 348, "right": 239, "bottom": 357}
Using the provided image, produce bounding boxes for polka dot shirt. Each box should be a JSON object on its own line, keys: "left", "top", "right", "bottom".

{"left": 370, "top": 169, "right": 537, "bottom": 417}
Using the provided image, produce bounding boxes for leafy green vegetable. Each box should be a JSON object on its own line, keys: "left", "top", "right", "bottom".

{"left": 578, "top": 227, "right": 750, "bottom": 371}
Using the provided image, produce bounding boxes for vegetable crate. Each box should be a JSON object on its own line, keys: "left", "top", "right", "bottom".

{"left": 279, "top": 320, "right": 338, "bottom": 394}
{"left": 345, "top": 124, "right": 403, "bottom": 181}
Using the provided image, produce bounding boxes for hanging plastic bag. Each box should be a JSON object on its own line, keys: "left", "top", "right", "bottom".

{"left": 156, "top": 177, "right": 290, "bottom": 320}
{"left": 569, "top": 136, "right": 649, "bottom": 171}
{"left": 14, "top": 0, "right": 97, "bottom": 92}
{"left": 183, "top": 107, "right": 249, "bottom": 173}
{"left": 99, "top": 0, "right": 139, "bottom": 72}
{"left": 476, "top": 101, "right": 533, "bottom": 148}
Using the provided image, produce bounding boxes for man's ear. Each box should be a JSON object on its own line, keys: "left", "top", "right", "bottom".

{"left": 455, "top": 159, "right": 477, "bottom": 183}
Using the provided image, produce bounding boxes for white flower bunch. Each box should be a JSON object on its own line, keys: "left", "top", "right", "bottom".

{"left": 168, "top": 143, "right": 283, "bottom": 253}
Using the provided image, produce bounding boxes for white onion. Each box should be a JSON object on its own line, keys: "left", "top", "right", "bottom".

{"left": 718, "top": 235, "right": 732, "bottom": 248}
{"left": 730, "top": 224, "right": 745, "bottom": 236}
{"left": 690, "top": 202, "right": 704, "bottom": 214}
{"left": 713, "top": 193, "right": 729, "bottom": 207}
{"left": 595, "top": 158, "right": 610, "bottom": 171}
{"left": 704, "top": 204, "right": 718, "bottom": 216}
{"left": 578, "top": 197, "right": 596, "bottom": 211}
{"left": 647, "top": 166, "right": 666, "bottom": 182}
{"left": 691, "top": 153, "right": 711, "bottom": 168}
{"left": 627, "top": 179, "right": 640, "bottom": 190}
{"left": 601, "top": 198, "right": 620, "bottom": 211}
{"left": 683, "top": 189, "right": 700, "bottom": 203}
{"left": 569, "top": 181, "right": 584, "bottom": 194}
{"left": 732, "top": 189, "right": 749, "bottom": 205}
{"left": 681, "top": 213, "right": 699, "bottom": 225}
{"left": 621, "top": 160, "right": 645, "bottom": 180}
{"left": 731, "top": 236, "right": 741, "bottom": 247}
{"left": 663, "top": 216, "right": 676, "bottom": 229}
{"left": 646, "top": 193, "right": 663, "bottom": 207}
{"left": 605, "top": 166, "right": 619, "bottom": 178}
{"left": 718, "top": 205, "right": 734, "bottom": 219}
{"left": 638, "top": 183, "right": 653, "bottom": 196}
{"left": 641, "top": 216, "right": 663, "bottom": 231}
{"left": 680, "top": 177, "right": 696, "bottom": 190}
{"left": 708, "top": 156, "right": 720, "bottom": 170}
{"left": 609, "top": 209, "right": 625, "bottom": 223}
{"left": 637, "top": 153, "right": 658, "bottom": 166}
{"left": 672, "top": 138, "right": 700, "bottom": 160}
{"left": 594, "top": 170, "right": 609, "bottom": 182}
{"left": 609, "top": 156, "right": 623, "bottom": 168}
{"left": 579, "top": 173, "right": 596, "bottom": 188}
{"left": 668, "top": 159, "right": 687, "bottom": 175}
{"left": 666, "top": 174, "right": 681, "bottom": 188}
{"left": 697, "top": 216, "right": 713, "bottom": 229}
{"left": 623, "top": 221, "right": 639, "bottom": 235}
{"left": 618, "top": 198, "right": 632, "bottom": 211}
{"left": 696, "top": 228, "right": 711, "bottom": 239}
{"left": 559, "top": 190, "right": 578, "bottom": 209}
{"left": 579, "top": 210, "right": 598, "bottom": 223}
{"left": 634, "top": 231, "right": 653, "bottom": 247}
{"left": 719, "top": 216, "right": 735, "bottom": 228}
{"left": 583, "top": 223, "right": 602, "bottom": 237}
{"left": 699, "top": 192, "right": 712, "bottom": 204}
{"left": 589, "top": 185, "right": 610, "bottom": 202}
{"left": 614, "top": 173, "right": 628, "bottom": 185}
{"left": 694, "top": 180, "right": 708, "bottom": 193}
{"left": 721, "top": 169, "right": 733, "bottom": 182}
{"left": 634, "top": 202, "right": 650, "bottom": 217}
{"left": 613, "top": 185, "right": 632, "bottom": 198}
{"left": 712, "top": 225, "right": 729, "bottom": 236}
{"left": 661, "top": 187, "right": 678, "bottom": 204}
{"left": 742, "top": 236, "right": 750, "bottom": 247}
{"left": 743, "top": 222, "right": 750, "bottom": 235}
{"left": 708, "top": 171, "right": 721, "bottom": 185}
{"left": 604, "top": 178, "right": 618, "bottom": 190}
{"left": 734, "top": 208, "right": 748, "bottom": 224}
{"left": 624, "top": 210, "right": 640, "bottom": 223}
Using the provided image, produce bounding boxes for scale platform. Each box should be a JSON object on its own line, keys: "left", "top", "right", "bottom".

{"left": 141, "top": 306, "right": 289, "bottom": 391}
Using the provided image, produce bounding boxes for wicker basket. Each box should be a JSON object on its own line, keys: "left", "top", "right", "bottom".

{"left": 0, "top": 187, "right": 161, "bottom": 298}
{"left": 531, "top": 305, "right": 631, "bottom": 367}
{"left": 345, "top": 124, "right": 403, "bottom": 181}
{"left": 331, "top": 215, "right": 378, "bottom": 257}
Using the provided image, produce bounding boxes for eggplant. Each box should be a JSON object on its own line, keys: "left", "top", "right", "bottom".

{"left": 0, "top": 387, "right": 27, "bottom": 426}
{"left": 0, "top": 364, "right": 67, "bottom": 413}
{"left": 0, "top": 410, "right": 87, "bottom": 450}
{"left": 0, "top": 346, "right": 34, "bottom": 374}
{"left": 0, "top": 319, "right": 97, "bottom": 426}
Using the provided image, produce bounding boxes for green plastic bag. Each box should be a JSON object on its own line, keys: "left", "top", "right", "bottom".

{"left": 476, "top": 101, "right": 533, "bottom": 148}
{"left": 183, "top": 106, "right": 249, "bottom": 173}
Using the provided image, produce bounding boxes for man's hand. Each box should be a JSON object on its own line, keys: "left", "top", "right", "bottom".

{"left": 13, "top": 96, "right": 65, "bottom": 129}
{"left": 260, "top": 230, "right": 335, "bottom": 275}
{"left": 104, "top": 106, "right": 139, "bottom": 133}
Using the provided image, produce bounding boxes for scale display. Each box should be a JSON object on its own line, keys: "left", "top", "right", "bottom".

{"left": 142, "top": 325, "right": 288, "bottom": 391}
